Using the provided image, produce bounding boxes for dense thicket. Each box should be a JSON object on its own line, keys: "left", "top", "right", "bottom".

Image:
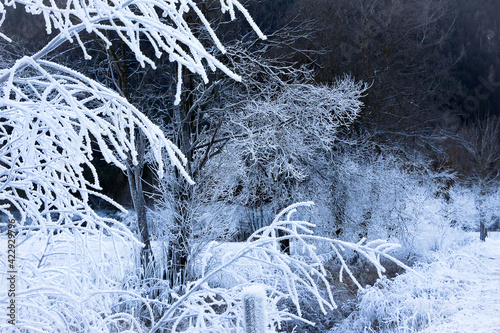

{"left": 2, "top": 0, "right": 497, "bottom": 196}
{"left": 245, "top": 0, "right": 500, "bottom": 180}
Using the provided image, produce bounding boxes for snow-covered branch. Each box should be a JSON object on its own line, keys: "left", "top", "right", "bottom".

{"left": 0, "top": 58, "right": 190, "bottom": 230}
{"left": 0, "top": 0, "right": 268, "bottom": 234}
{"left": 0, "top": 0, "right": 266, "bottom": 102}
{"left": 150, "top": 202, "right": 410, "bottom": 332}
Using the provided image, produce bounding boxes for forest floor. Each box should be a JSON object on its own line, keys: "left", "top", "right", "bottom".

{"left": 422, "top": 232, "right": 500, "bottom": 333}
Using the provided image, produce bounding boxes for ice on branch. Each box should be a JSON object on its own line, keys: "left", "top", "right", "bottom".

{"left": 0, "top": 0, "right": 267, "bottom": 102}
{"left": 0, "top": 58, "right": 191, "bottom": 232}
{"left": 149, "top": 202, "right": 412, "bottom": 332}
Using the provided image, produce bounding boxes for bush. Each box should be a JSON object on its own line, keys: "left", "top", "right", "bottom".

{"left": 330, "top": 233, "right": 481, "bottom": 333}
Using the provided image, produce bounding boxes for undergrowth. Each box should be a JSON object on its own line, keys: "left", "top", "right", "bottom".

{"left": 330, "top": 232, "right": 481, "bottom": 333}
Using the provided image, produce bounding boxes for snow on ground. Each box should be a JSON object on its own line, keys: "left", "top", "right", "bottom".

{"left": 332, "top": 232, "right": 500, "bottom": 333}
{"left": 421, "top": 232, "right": 500, "bottom": 333}
{"left": 2, "top": 228, "right": 499, "bottom": 332}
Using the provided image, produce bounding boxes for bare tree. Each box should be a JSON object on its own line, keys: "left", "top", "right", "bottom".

{"left": 459, "top": 115, "right": 500, "bottom": 240}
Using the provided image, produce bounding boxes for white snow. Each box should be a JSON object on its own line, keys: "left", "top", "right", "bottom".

{"left": 2, "top": 219, "right": 500, "bottom": 332}
{"left": 421, "top": 232, "right": 500, "bottom": 332}
{"left": 332, "top": 232, "right": 500, "bottom": 333}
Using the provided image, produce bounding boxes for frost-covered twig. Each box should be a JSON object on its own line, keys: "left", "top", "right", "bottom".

{"left": 151, "top": 202, "right": 412, "bottom": 332}
{"left": 0, "top": 58, "right": 190, "bottom": 235}
{"left": 0, "top": 231, "right": 151, "bottom": 332}
{"left": 0, "top": 0, "right": 266, "bottom": 101}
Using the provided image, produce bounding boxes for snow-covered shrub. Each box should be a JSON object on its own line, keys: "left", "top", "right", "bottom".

{"left": 330, "top": 233, "right": 484, "bottom": 333}
{"left": 448, "top": 185, "right": 500, "bottom": 231}
{"left": 0, "top": 229, "right": 147, "bottom": 332}
{"left": 302, "top": 146, "right": 469, "bottom": 262}
{"left": 447, "top": 187, "right": 480, "bottom": 230}
{"left": 483, "top": 187, "right": 500, "bottom": 230}
{"left": 148, "top": 202, "right": 410, "bottom": 332}
{"left": 149, "top": 175, "right": 243, "bottom": 286}
{"left": 192, "top": 241, "right": 266, "bottom": 289}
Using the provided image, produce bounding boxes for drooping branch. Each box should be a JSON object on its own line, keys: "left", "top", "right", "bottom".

{"left": 150, "top": 202, "right": 413, "bottom": 332}
{"left": 0, "top": 58, "right": 191, "bottom": 231}
{"left": 0, "top": 0, "right": 266, "bottom": 101}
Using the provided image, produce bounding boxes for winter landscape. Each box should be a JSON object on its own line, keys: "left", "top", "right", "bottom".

{"left": 1, "top": 0, "right": 499, "bottom": 332}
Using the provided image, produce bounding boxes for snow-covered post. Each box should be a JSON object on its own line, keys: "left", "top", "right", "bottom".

{"left": 242, "top": 285, "right": 268, "bottom": 333}
{"left": 479, "top": 183, "right": 488, "bottom": 241}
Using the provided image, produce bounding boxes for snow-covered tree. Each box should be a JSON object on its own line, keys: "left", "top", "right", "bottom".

{"left": 149, "top": 40, "right": 369, "bottom": 288}
{"left": 458, "top": 115, "right": 500, "bottom": 240}
{"left": 221, "top": 75, "right": 367, "bottom": 211}
{"left": 0, "top": 0, "right": 265, "bottom": 237}
{"left": 0, "top": 0, "right": 268, "bottom": 330}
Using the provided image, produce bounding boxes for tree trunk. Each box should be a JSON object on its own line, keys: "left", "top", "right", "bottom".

{"left": 167, "top": 177, "right": 191, "bottom": 288}
{"left": 166, "top": 69, "right": 195, "bottom": 289}
{"left": 480, "top": 220, "right": 487, "bottom": 241}
{"left": 479, "top": 183, "right": 488, "bottom": 242}
{"left": 126, "top": 132, "right": 155, "bottom": 276}
{"left": 166, "top": 222, "right": 189, "bottom": 288}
